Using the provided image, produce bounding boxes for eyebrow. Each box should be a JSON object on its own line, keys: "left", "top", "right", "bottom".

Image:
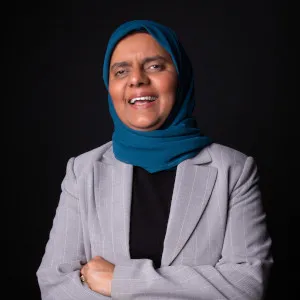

{"left": 110, "top": 55, "right": 168, "bottom": 72}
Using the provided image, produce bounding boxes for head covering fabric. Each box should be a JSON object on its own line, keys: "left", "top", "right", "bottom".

{"left": 103, "top": 20, "right": 211, "bottom": 173}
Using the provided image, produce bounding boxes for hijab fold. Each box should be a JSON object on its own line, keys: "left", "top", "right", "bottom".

{"left": 103, "top": 20, "right": 211, "bottom": 173}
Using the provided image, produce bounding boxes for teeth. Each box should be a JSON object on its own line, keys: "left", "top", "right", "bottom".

{"left": 129, "top": 96, "right": 157, "bottom": 104}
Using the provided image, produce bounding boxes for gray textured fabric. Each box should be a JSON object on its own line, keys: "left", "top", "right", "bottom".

{"left": 36, "top": 142, "right": 273, "bottom": 300}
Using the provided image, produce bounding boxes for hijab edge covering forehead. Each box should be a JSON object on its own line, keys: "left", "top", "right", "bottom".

{"left": 103, "top": 20, "right": 212, "bottom": 173}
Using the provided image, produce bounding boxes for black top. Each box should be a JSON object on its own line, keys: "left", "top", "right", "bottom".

{"left": 129, "top": 166, "right": 176, "bottom": 269}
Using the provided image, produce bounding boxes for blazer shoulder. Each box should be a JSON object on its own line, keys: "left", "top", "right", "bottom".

{"left": 71, "top": 141, "right": 113, "bottom": 178}
{"left": 205, "top": 143, "right": 258, "bottom": 190}
{"left": 206, "top": 142, "right": 250, "bottom": 167}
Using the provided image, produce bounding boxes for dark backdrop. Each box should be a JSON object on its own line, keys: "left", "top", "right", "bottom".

{"left": 7, "top": 1, "right": 288, "bottom": 299}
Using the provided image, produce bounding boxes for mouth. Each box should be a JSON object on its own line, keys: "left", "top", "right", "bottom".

{"left": 128, "top": 96, "right": 158, "bottom": 105}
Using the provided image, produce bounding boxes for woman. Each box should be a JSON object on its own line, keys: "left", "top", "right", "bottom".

{"left": 37, "top": 20, "right": 273, "bottom": 300}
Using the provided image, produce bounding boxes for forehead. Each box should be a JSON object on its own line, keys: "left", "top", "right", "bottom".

{"left": 110, "top": 32, "right": 170, "bottom": 63}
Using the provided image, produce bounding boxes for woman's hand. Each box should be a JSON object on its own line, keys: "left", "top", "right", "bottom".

{"left": 80, "top": 256, "right": 115, "bottom": 297}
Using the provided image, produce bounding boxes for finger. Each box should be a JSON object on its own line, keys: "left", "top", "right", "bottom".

{"left": 93, "top": 255, "right": 102, "bottom": 260}
{"left": 80, "top": 266, "right": 86, "bottom": 275}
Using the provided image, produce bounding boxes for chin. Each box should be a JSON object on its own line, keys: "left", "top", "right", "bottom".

{"left": 129, "top": 120, "right": 162, "bottom": 131}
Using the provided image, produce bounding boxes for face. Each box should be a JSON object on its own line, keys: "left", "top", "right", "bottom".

{"left": 109, "top": 33, "right": 178, "bottom": 131}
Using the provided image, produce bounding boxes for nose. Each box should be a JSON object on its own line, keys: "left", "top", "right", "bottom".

{"left": 128, "top": 68, "right": 150, "bottom": 87}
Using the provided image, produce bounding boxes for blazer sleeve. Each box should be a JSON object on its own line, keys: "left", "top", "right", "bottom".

{"left": 36, "top": 158, "right": 108, "bottom": 300}
{"left": 111, "top": 156, "right": 273, "bottom": 300}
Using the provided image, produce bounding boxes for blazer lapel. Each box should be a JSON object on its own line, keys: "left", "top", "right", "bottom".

{"left": 94, "top": 146, "right": 217, "bottom": 266}
{"left": 94, "top": 147, "right": 133, "bottom": 264}
{"left": 161, "top": 148, "right": 217, "bottom": 266}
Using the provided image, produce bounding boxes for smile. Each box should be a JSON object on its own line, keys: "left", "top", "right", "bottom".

{"left": 128, "top": 96, "right": 158, "bottom": 104}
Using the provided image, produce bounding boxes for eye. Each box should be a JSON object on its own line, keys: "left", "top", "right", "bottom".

{"left": 115, "top": 69, "right": 128, "bottom": 77}
{"left": 149, "top": 64, "right": 163, "bottom": 70}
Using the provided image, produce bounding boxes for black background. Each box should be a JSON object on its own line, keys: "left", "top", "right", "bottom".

{"left": 6, "top": 0, "right": 288, "bottom": 299}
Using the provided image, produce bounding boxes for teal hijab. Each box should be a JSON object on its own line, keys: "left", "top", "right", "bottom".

{"left": 103, "top": 20, "right": 211, "bottom": 173}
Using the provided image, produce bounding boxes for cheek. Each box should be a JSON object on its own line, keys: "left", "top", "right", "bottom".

{"left": 109, "top": 83, "right": 124, "bottom": 106}
{"left": 156, "top": 75, "right": 177, "bottom": 107}
{"left": 157, "top": 73, "right": 177, "bottom": 94}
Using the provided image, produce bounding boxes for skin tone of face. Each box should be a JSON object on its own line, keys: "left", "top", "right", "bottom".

{"left": 109, "top": 32, "right": 178, "bottom": 131}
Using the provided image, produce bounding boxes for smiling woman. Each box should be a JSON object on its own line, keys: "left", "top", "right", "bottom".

{"left": 36, "top": 20, "right": 273, "bottom": 300}
{"left": 108, "top": 33, "right": 178, "bottom": 131}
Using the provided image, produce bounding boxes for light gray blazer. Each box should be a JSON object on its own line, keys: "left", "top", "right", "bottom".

{"left": 36, "top": 141, "right": 273, "bottom": 300}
